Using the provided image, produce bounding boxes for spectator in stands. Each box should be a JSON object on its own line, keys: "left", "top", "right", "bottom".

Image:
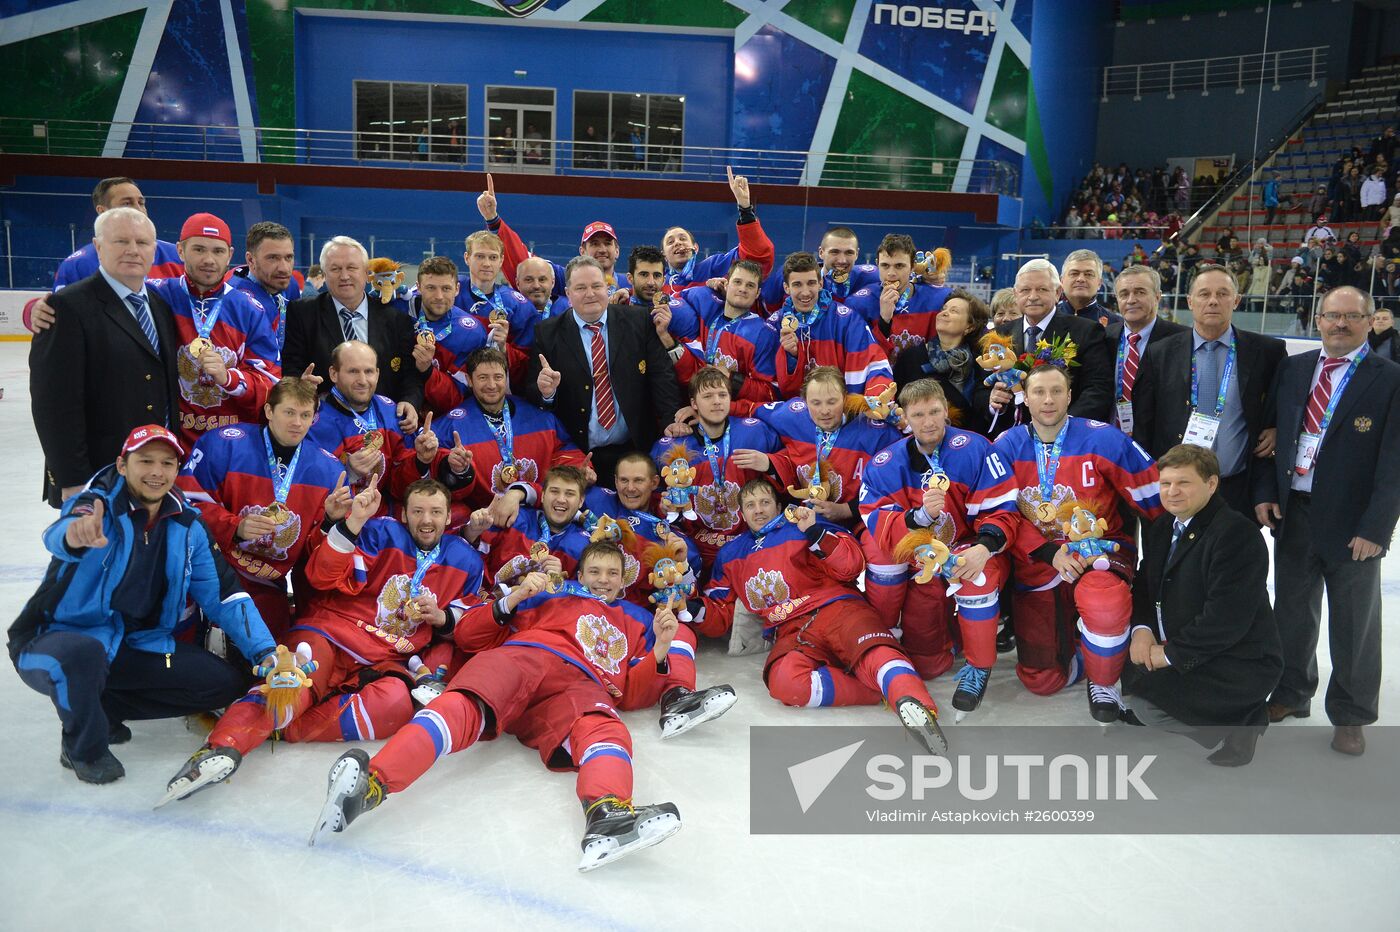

{"left": 1250, "top": 238, "right": 1273, "bottom": 267}
{"left": 1261, "top": 170, "right": 1282, "bottom": 226}
{"left": 1216, "top": 229, "right": 1240, "bottom": 259}
{"left": 1337, "top": 165, "right": 1363, "bottom": 223}
{"left": 1382, "top": 225, "right": 1400, "bottom": 263}
{"left": 1064, "top": 206, "right": 1083, "bottom": 239}
{"left": 1173, "top": 168, "right": 1191, "bottom": 212}
{"left": 1303, "top": 217, "right": 1336, "bottom": 247}
{"left": 1360, "top": 167, "right": 1388, "bottom": 222}
{"left": 1246, "top": 254, "right": 1273, "bottom": 317}
{"left": 1369, "top": 126, "right": 1397, "bottom": 166}
{"left": 1318, "top": 247, "right": 1346, "bottom": 291}
{"left": 990, "top": 287, "right": 1019, "bottom": 325}
{"left": 1306, "top": 186, "right": 1329, "bottom": 222}
{"left": 305, "top": 264, "right": 325, "bottom": 295}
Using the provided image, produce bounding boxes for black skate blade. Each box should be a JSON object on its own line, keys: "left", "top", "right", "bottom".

{"left": 577, "top": 810, "right": 682, "bottom": 873}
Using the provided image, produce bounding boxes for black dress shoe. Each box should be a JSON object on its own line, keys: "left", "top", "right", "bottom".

{"left": 109, "top": 722, "right": 132, "bottom": 745}
{"left": 995, "top": 619, "right": 1016, "bottom": 654}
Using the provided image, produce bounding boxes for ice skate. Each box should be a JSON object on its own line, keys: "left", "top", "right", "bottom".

{"left": 578, "top": 796, "right": 682, "bottom": 872}
{"left": 950, "top": 663, "right": 990, "bottom": 722}
{"left": 1087, "top": 682, "right": 1141, "bottom": 725}
{"left": 154, "top": 745, "right": 242, "bottom": 809}
{"left": 659, "top": 684, "right": 737, "bottom": 739}
{"left": 895, "top": 696, "right": 948, "bottom": 754}
{"left": 309, "top": 749, "right": 385, "bottom": 846}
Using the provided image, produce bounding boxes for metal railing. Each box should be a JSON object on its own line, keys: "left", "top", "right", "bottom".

{"left": 0, "top": 117, "right": 1019, "bottom": 196}
{"left": 1101, "top": 45, "right": 1327, "bottom": 100}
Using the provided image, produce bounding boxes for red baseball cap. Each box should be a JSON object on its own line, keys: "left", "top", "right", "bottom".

{"left": 179, "top": 212, "right": 232, "bottom": 246}
{"left": 580, "top": 221, "right": 618, "bottom": 245}
{"left": 121, "top": 424, "right": 185, "bottom": 459}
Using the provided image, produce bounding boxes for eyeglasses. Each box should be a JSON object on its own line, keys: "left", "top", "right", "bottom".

{"left": 1317, "top": 312, "right": 1371, "bottom": 323}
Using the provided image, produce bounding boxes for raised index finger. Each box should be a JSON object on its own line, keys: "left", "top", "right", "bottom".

{"left": 333, "top": 471, "right": 347, "bottom": 492}
{"left": 538, "top": 353, "right": 552, "bottom": 371}
{"left": 486, "top": 173, "right": 495, "bottom": 196}
{"left": 422, "top": 411, "right": 433, "bottom": 431}
{"left": 726, "top": 165, "right": 735, "bottom": 185}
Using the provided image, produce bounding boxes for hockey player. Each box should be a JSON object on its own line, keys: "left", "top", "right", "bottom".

{"left": 845, "top": 233, "right": 951, "bottom": 363}
{"left": 654, "top": 366, "right": 784, "bottom": 569}
{"left": 770, "top": 252, "right": 893, "bottom": 398}
{"left": 754, "top": 366, "right": 898, "bottom": 526}
{"left": 398, "top": 255, "right": 490, "bottom": 416}
{"left": 228, "top": 221, "right": 302, "bottom": 362}
{"left": 758, "top": 225, "right": 879, "bottom": 313}
{"left": 305, "top": 341, "right": 449, "bottom": 514}
{"left": 309, "top": 543, "right": 688, "bottom": 871}
{"left": 467, "top": 465, "right": 596, "bottom": 590}
{"left": 453, "top": 230, "right": 538, "bottom": 380}
{"left": 179, "top": 377, "right": 351, "bottom": 638}
{"left": 432, "top": 348, "right": 587, "bottom": 523}
{"left": 858, "top": 379, "right": 1007, "bottom": 714}
{"left": 665, "top": 260, "right": 780, "bottom": 412}
{"left": 661, "top": 167, "right": 774, "bottom": 293}
{"left": 700, "top": 482, "right": 946, "bottom": 752}
{"left": 971, "top": 363, "right": 1164, "bottom": 722}
{"left": 158, "top": 477, "right": 485, "bottom": 806}
{"left": 150, "top": 212, "right": 282, "bottom": 451}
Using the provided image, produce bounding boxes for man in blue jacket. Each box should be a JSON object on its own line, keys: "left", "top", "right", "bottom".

{"left": 7, "top": 425, "right": 277, "bottom": 784}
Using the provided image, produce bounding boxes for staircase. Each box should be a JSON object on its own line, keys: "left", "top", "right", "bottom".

{"left": 1201, "top": 62, "right": 1399, "bottom": 257}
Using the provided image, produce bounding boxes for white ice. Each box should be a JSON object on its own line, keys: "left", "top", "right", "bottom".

{"left": 0, "top": 342, "right": 1395, "bottom": 930}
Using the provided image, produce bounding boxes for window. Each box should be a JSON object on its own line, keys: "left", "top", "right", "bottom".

{"left": 573, "top": 91, "right": 685, "bottom": 172}
{"left": 353, "top": 80, "right": 467, "bottom": 163}
{"left": 485, "top": 86, "right": 556, "bottom": 172}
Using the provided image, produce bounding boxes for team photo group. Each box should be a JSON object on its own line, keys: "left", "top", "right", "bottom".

{"left": 12, "top": 170, "right": 1399, "bottom": 872}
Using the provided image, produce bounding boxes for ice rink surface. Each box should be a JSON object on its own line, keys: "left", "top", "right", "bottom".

{"left": 0, "top": 342, "right": 1395, "bottom": 930}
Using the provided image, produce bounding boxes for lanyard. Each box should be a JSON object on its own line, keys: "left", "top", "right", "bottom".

{"left": 1035, "top": 419, "right": 1070, "bottom": 501}
{"left": 1115, "top": 327, "right": 1133, "bottom": 399}
{"left": 784, "top": 291, "right": 832, "bottom": 331}
{"left": 536, "top": 510, "right": 565, "bottom": 548}
{"left": 751, "top": 511, "right": 791, "bottom": 550}
{"left": 275, "top": 294, "right": 287, "bottom": 352}
{"left": 701, "top": 424, "right": 731, "bottom": 488}
{"left": 1190, "top": 335, "right": 1237, "bottom": 417}
{"left": 331, "top": 387, "right": 379, "bottom": 434}
{"left": 416, "top": 300, "right": 453, "bottom": 341}
{"left": 892, "top": 285, "right": 912, "bottom": 316}
{"left": 825, "top": 268, "right": 851, "bottom": 300}
{"left": 705, "top": 314, "right": 743, "bottom": 364}
{"left": 189, "top": 283, "right": 224, "bottom": 340}
{"left": 1313, "top": 345, "right": 1368, "bottom": 434}
{"left": 553, "top": 580, "right": 608, "bottom": 603}
{"left": 918, "top": 440, "right": 945, "bottom": 487}
{"left": 666, "top": 252, "right": 697, "bottom": 286}
{"left": 484, "top": 402, "right": 514, "bottom": 465}
{"left": 813, "top": 422, "right": 839, "bottom": 486}
{"left": 263, "top": 429, "right": 302, "bottom": 505}
{"left": 410, "top": 543, "right": 442, "bottom": 596}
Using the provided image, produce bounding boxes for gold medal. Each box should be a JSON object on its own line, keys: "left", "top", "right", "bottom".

{"left": 1035, "top": 501, "right": 1057, "bottom": 523}
{"left": 489, "top": 308, "right": 509, "bottom": 326}
{"left": 362, "top": 430, "right": 384, "bottom": 454}
{"left": 781, "top": 314, "right": 799, "bottom": 334}
{"left": 416, "top": 330, "right": 436, "bottom": 349}
{"left": 653, "top": 290, "right": 669, "bottom": 308}
{"left": 188, "top": 337, "right": 214, "bottom": 359}
{"left": 545, "top": 572, "right": 565, "bottom": 593}
{"left": 833, "top": 269, "right": 849, "bottom": 284}
{"left": 783, "top": 505, "right": 801, "bottom": 523}
{"left": 924, "top": 473, "right": 950, "bottom": 493}
{"left": 499, "top": 463, "right": 518, "bottom": 485}
{"left": 264, "top": 502, "right": 290, "bottom": 525}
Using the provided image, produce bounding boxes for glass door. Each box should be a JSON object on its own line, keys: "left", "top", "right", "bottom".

{"left": 485, "top": 87, "right": 555, "bottom": 172}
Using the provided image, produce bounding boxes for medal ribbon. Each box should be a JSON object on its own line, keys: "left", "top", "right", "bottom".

{"left": 1035, "top": 419, "right": 1070, "bottom": 503}
{"left": 666, "top": 252, "right": 697, "bottom": 287}
{"left": 701, "top": 424, "right": 731, "bottom": 489}
{"left": 410, "top": 543, "right": 442, "bottom": 596}
{"left": 263, "top": 428, "right": 302, "bottom": 505}
{"left": 552, "top": 579, "right": 609, "bottom": 603}
{"left": 813, "top": 423, "right": 838, "bottom": 487}
{"left": 485, "top": 402, "right": 515, "bottom": 466}
{"left": 331, "top": 387, "right": 380, "bottom": 437}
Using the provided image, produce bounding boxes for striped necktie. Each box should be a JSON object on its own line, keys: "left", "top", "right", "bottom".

{"left": 125, "top": 292, "right": 160, "bottom": 354}
{"left": 1302, "top": 357, "right": 1347, "bottom": 435}
{"left": 1121, "top": 332, "right": 1142, "bottom": 400}
{"left": 340, "top": 308, "right": 358, "bottom": 343}
{"left": 1167, "top": 520, "right": 1186, "bottom": 563}
{"left": 585, "top": 322, "right": 617, "bottom": 430}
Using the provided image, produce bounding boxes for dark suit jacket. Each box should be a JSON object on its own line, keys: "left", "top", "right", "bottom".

{"left": 1122, "top": 494, "right": 1282, "bottom": 726}
{"left": 1253, "top": 347, "right": 1400, "bottom": 563}
{"left": 30, "top": 272, "right": 181, "bottom": 506}
{"left": 1106, "top": 316, "right": 1189, "bottom": 443}
{"left": 1132, "top": 325, "right": 1286, "bottom": 472}
{"left": 523, "top": 305, "right": 683, "bottom": 453}
{"left": 282, "top": 290, "right": 423, "bottom": 410}
{"left": 973, "top": 310, "right": 1114, "bottom": 435}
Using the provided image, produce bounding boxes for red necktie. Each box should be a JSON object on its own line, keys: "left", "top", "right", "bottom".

{"left": 1121, "top": 332, "right": 1142, "bottom": 401}
{"left": 586, "top": 322, "right": 617, "bottom": 430}
{"left": 1302, "top": 357, "right": 1346, "bottom": 434}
